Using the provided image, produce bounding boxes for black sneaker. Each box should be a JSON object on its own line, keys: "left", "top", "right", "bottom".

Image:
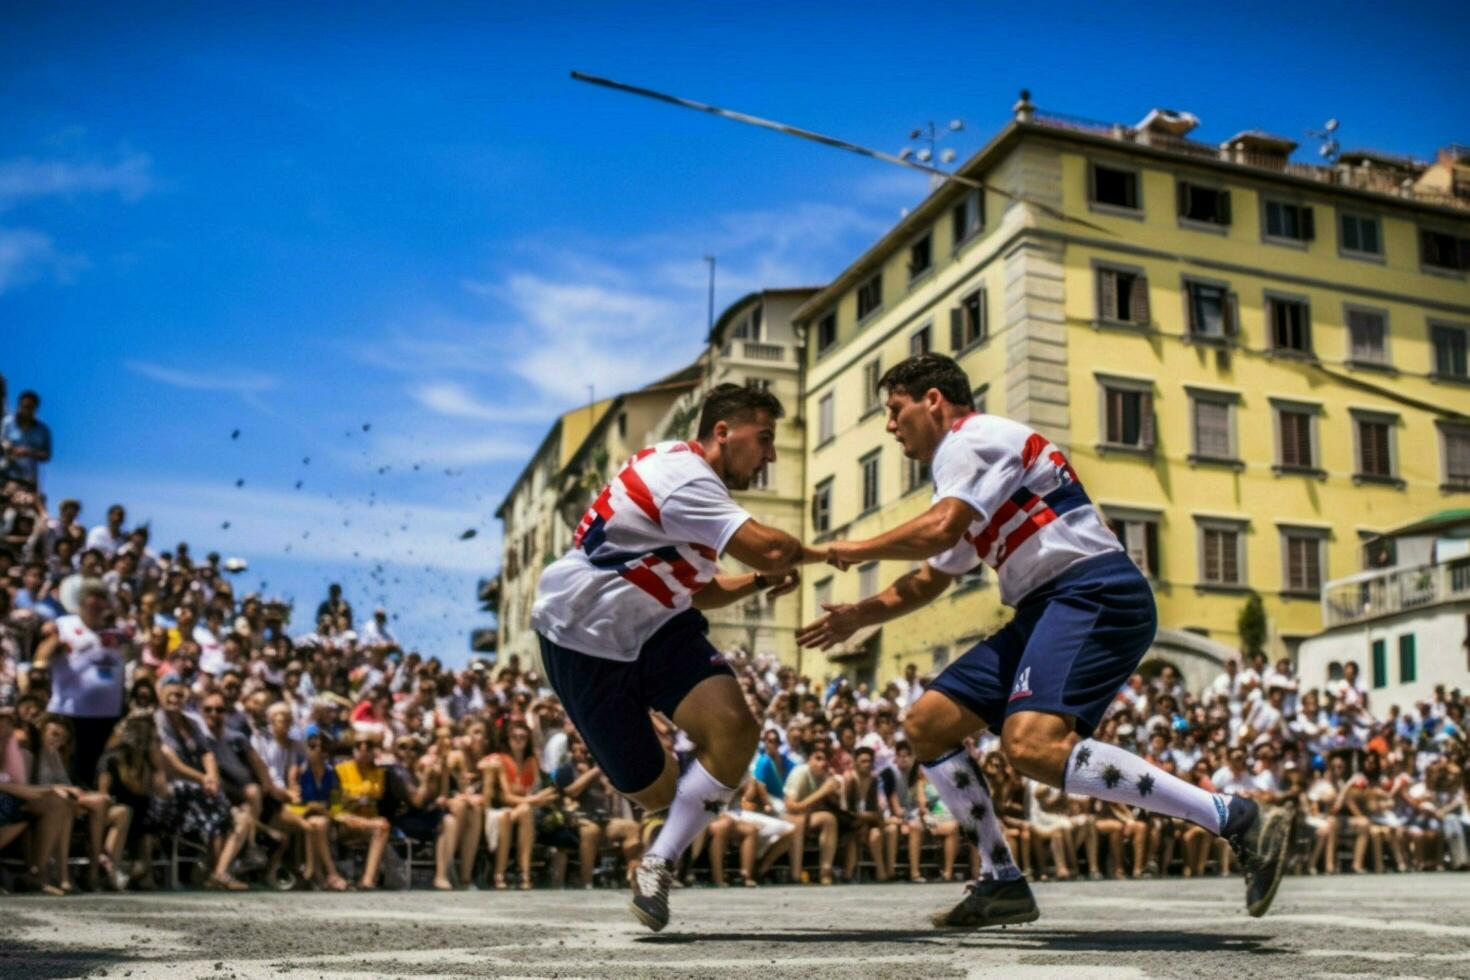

{"left": 629, "top": 856, "right": 674, "bottom": 932}
{"left": 1220, "top": 796, "right": 1298, "bottom": 917}
{"left": 930, "top": 875, "right": 1040, "bottom": 929}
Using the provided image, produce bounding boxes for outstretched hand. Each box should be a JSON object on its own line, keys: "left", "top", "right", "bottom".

{"left": 796, "top": 602, "right": 865, "bottom": 650}
{"left": 825, "top": 540, "right": 858, "bottom": 572}
{"left": 763, "top": 569, "right": 801, "bottom": 599}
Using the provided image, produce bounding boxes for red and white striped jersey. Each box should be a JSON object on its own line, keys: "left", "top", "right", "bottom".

{"left": 531, "top": 440, "right": 751, "bottom": 661}
{"left": 926, "top": 413, "right": 1121, "bottom": 605}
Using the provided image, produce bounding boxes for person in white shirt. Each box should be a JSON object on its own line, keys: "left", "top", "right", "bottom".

{"left": 532, "top": 383, "right": 827, "bottom": 932}
{"left": 360, "top": 607, "right": 396, "bottom": 648}
{"left": 1210, "top": 659, "right": 1245, "bottom": 705}
{"left": 34, "top": 579, "right": 126, "bottom": 788}
{"left": 796, "top": 353, "right": 1298, "bottom": 930}
{"left": 85, "top": 504, "right": 128, "bottom": 559}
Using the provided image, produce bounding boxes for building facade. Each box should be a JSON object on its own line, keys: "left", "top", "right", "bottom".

{"left": 795, "top": 97, "right": 1470, "bottom": 693}
{"left": 1300, "top": 511, "right": 1470, "bottom": 708}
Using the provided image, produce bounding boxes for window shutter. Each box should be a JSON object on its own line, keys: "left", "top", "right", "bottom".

{"left": 1139, "top": 392, "right": 1155, "bottom": 448}
{"left": 1279, "top": 411, "right": 1298, "bottom": 466}
{"left": 1301, "top": 206, "right": 1315, "bottom": 241}
{"left": 1203, "top": 529, "right": 1220, "bottom": 581}
{"left": 1144, "top": 522, "right": 1159, "bottom": 576}
{"left": 1106, "top": 389, "right": 1122, "bottom": 443}
{"left": 1224, "top": 292, "right": 1239, "bottom": 336}
{"left": 1129, "top": 274, "right": 1151, "bottom": 324}
{"left": 976, "top": 191, "right": 985, "bottom": 228}
{"left": 1218, "top": 189, "right": 1232, "bottom": 225}
{"left": 1448, "top": 429, "right": 1470, "bottom": 480}
{"left": 1420, "top": 229, "right": 1436, "bottom": 265}
{"left": 978, "top": 288, "right": 988, "bottom": 341}
{"left": 1177, "top": 182, "right": 1191, "bottom": 218}
{"left": 1098, "top": 269, "right": 1117, "bottom": 321}
{"left": 1458, "top": 236, "right": 1470, "bottom": 271}
{"left": 1358, "top": 421, "right": 1377, "bottom": 475}
{"left": 950, "top": 307, "right": 964, "bottom": 351}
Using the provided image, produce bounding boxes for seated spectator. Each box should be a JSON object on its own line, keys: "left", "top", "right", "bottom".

{"left": 154, "top": 677, "right": 251, "bottom": 890}
{"left": 286, "top": 728, "right": 349, "bottom": 890}
{"left": 783, "top": 744, "right": 840, "bottom": 885}
{"left": 96, "top": 709, "right": 172, "bottom": 889}
{"left": 751, "top": 728, "right": 798, "bottom": 805}
{"left": 0, "top": 706, "right": 75, "bottom": 894}
{"left": 334, "top": 730, "right": 392, "bottom": 889}
{"left": 710, "top": 779, "right": 793, "bottom": 888}
{"left": 552, "top": 734, "right": 627, "bottom": 889}
{"left": 840, "top": 745, "right": 894, "bottom": 882}
{"left": 886, "top": 742, "right": 928, "bottom": 882}
{"left": 33, "top": 713, "right": 132, "bottom": 891}
{"left": 384, "top": 734, "right": 459, "bottom": 890}
{"left": 492, "top": 720, "right": 557, "bottom": 889}
{"left": 86, "top": 505, "right": 128, "bottom": 559}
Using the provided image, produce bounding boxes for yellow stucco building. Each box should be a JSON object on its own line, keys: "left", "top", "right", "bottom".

{"left": 795, "top": 98, "right": 1470, "bottom": 693}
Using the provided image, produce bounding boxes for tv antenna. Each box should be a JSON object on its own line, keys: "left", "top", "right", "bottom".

{"left": 570, "top": 72, "right": 1109, "bottom": 233}
{"left": 898, "top": 119, "right": 964, "bottom": 190}
{"left": 1306, "top": 118, "right": 1340, "bottom": 163}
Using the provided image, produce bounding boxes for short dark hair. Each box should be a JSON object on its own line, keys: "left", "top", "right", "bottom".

{"left": 17, "top": 390, "right": 39, "bottom": 407}
{"left": 876, "top": 353, "right": 974, "bottom": 410}
{"left": 695, "top": 383, "right": 784, "bottom": 439}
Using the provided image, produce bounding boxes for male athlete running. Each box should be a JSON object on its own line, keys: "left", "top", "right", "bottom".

{"left": 798, "top": 353, "right": 1300, "bottom": 929}
{"left": 532, "top": 383, "right": 825, "bottom": 932}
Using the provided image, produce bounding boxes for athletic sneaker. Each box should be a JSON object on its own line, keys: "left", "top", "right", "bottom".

{"left": 1220, "top": 796, "right": 1298, "bottom": 917}
{"left": 930, "top": 875, "right": 1040, "bottom": 929}
{"left": 630, "top": 855, "right": 674, "bottom": 932}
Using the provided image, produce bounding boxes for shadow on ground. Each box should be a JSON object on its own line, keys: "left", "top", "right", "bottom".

{"left": 643, "top": 927, "right": 1284, "bottom": 955}
{"left": 0, "top": 941, "right": 139, "bottom": 980}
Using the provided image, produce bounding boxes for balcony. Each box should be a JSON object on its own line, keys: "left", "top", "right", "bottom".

{"left": 1321, "top": 555, "right": 1470, "bottom": 628}
{"left": 720, "top": 340, "right": 787, "bottom": 363}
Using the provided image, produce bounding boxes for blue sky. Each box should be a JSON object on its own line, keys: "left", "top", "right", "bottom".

{"left": 4, "top": 2, "right": 1466, "bottom": 662}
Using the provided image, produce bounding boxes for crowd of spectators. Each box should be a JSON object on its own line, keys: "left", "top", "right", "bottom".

{"left": 1, "top": 380, "right": 1467, "bottom": 897}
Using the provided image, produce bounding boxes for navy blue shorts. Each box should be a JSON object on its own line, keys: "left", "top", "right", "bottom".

{"left": 538, "top": 609, "right": 735, "bottom": 794}
{"left": 929, "top": 551, "right": 1156, "bottom": 739}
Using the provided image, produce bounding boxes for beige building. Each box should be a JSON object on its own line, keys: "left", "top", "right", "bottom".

{"left": 649, "top": 288, "right": 818, "bottom": 661}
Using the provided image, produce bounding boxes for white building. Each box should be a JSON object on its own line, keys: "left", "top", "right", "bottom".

{"left": 1299, "top": 510, "right": 1470, "bottom": 710}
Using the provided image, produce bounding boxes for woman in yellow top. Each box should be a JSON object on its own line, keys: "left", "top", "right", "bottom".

{"left": 334, "top": 732, "right": 391, "bottom": 889}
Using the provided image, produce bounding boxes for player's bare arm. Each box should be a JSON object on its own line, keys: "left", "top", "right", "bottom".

{"left": 691, "top": 568, "right": 800, "bottom": 610}
{"left": 797, "top": 561, "right": 953, "bottom": 650}
{"left": 722, "top": 517, "right": 828, "bottom": 573}
{"left": 824, "top": 497, "right": 976, "bottom": 569}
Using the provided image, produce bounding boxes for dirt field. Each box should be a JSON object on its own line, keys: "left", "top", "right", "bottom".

{"left": 3, "top": 873, "right": 1468, "bottom": 979}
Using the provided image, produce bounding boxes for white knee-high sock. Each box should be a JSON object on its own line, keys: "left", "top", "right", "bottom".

{"left": 1065, "top": 738, "right": 1228, "bottom": 834}
{"left": 646, "top": 759, "right": 739, "bottom": 864}
{"left": 921, "top": 748, "right": 1021, "bottom": 881}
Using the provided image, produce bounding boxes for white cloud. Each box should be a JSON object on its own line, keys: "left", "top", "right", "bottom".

{"left": 0, "top": 228, "right": 64, "bottom": 294}
{"left": 124, "top": 359, "right": 279, "bottom": 393}
{"left": 409, "top": 381, "right": 554, "bottom": 423}
{"left": 0, "top": 152, "right": 156, "bottom": 210}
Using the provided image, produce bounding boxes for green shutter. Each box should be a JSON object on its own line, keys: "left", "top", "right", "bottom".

{"left": 1398, "top": 634, "right": 1416, "bottom": 684}
{"left": 1371, "top": 639, "right": 1387, "bottom": 689}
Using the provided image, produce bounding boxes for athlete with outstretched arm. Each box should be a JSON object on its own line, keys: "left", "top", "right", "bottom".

{"left": 798, "top": 353, "right": 1300, "bottom": 929}
{"left": 532, "top": 383, "right": 825, "bottom": 932}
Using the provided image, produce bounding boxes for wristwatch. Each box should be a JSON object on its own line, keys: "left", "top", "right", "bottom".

{"left": 753, "top": 573, "right": 770, "bottom": 589}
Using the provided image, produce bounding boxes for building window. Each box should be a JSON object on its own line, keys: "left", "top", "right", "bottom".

{"left": 860, "top": 450, "right": 880, "bottom": 512}
{"left": 952, "top": 190, "right": 984, "bottom": 248}
{"left": 909, "top": 325, "right": 931, "bottom": 356}
{"left": 1264, "top": 200, "right": 1315, "bottom": 242}
{"left": 1439, "top": 422, "right": 1470, "bottom": 490}
{"left": 1339, "top": 212, "right": 1382, "bottom": 257}
{"left": 907, "top": 233, "right": 932, "bottom": 280}
{"left": 1097, "top": 267, "right": 1151, "bottom": 325}
{"left": 616, "top": 412, "right": 628, "bottom": 439}
{"left": 1398, "top": 634, "right": 1417, "bottom": 683}
{"left": 1432, "top": 323, "right": 1468, "bottom": 379}
{"left": 813, "top": 576, "right": 832, "bottom": 610}
{"left": 1371, "top": 639, "right": 1387, "bottom": 688}
{"left": 1090, "top": 163, "right": 1139, "bottom": 210}
{"left": 932, "top": 645, "right": 951, "bottom": 670}
{"left": 1191, "top": 396, "right": 1234, "bottom": 460}
{"left": 973, "top": 384, "right": 988, "bottom": 414}
{"left": 1199, "top": 522, "right": 1244, "bottom": 586}
{"left": 816, "top": 312, "right": 837, "bottom": 354}
{"left": 1282, "top": 531, "right": 1324, "bottom": 594}
{"left": 858, "top": 561, "right": 879, "bottom": 599}
{"left": 817, "top": 393, "right": 835, "bottom": 444}
{"left": 752, "top": 461, "right": 773, "bottom": 491}
{"left": 857, "top": 273, "right": 883, "bottom": 320}
{"left": 1353, "top": 413, "right": 1395, "bottom": 480}
{"left": 1420, "top": 228, "right": 1470, "bottom": 272}
{"left": 1185, "top": 280, "right": 1234, "bottom": 340}
{"left": 811, "top": 479, "right": 833, "bottom": 533}
{"left": 905, "top": 456, "right": 932, "bottom": 493}
{"left": 1177, "top": 182, "right": 1231, "bottom": 225}
{"left": 1275, "top": 406, "right": 1316, "bottom": 470}
{"left": 1267, "top": 296, "right": 1312, "bottom": 354}
{"left": 745, "top": 377, "right": 772, "bottom": 393}
{"left": 1346, "top": 308, "right": 1388, "bottom": 366}
{"left": 951, "top": 288, "right": 987, "bottom": 350}
{"left": 1102, "top": 385, "right": 1154, "bottom": 449}
{"left": 862, "top": 359, "right": 882, "bottom": 413}
{"left": 1107, "top": 515, "right": 1159, "bottom": 577}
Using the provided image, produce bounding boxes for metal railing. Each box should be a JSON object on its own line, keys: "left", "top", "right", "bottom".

{"left": 721, "top": 340, "right": 785, "bottom": 361}
{"left": 1321, "top": 555, "right": 1470, "bottom": 627}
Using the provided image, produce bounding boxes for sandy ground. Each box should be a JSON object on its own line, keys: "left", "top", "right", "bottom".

{"left": 3, "top": 873, "right": 1469, "bottom": 979}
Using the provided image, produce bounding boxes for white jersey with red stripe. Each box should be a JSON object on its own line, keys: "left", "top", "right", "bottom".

{"left": 531, "top": 440, "right": 752, "bottom": 661}
{"left": 926, "top": 413, "right": 1121, "bottom": 606}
